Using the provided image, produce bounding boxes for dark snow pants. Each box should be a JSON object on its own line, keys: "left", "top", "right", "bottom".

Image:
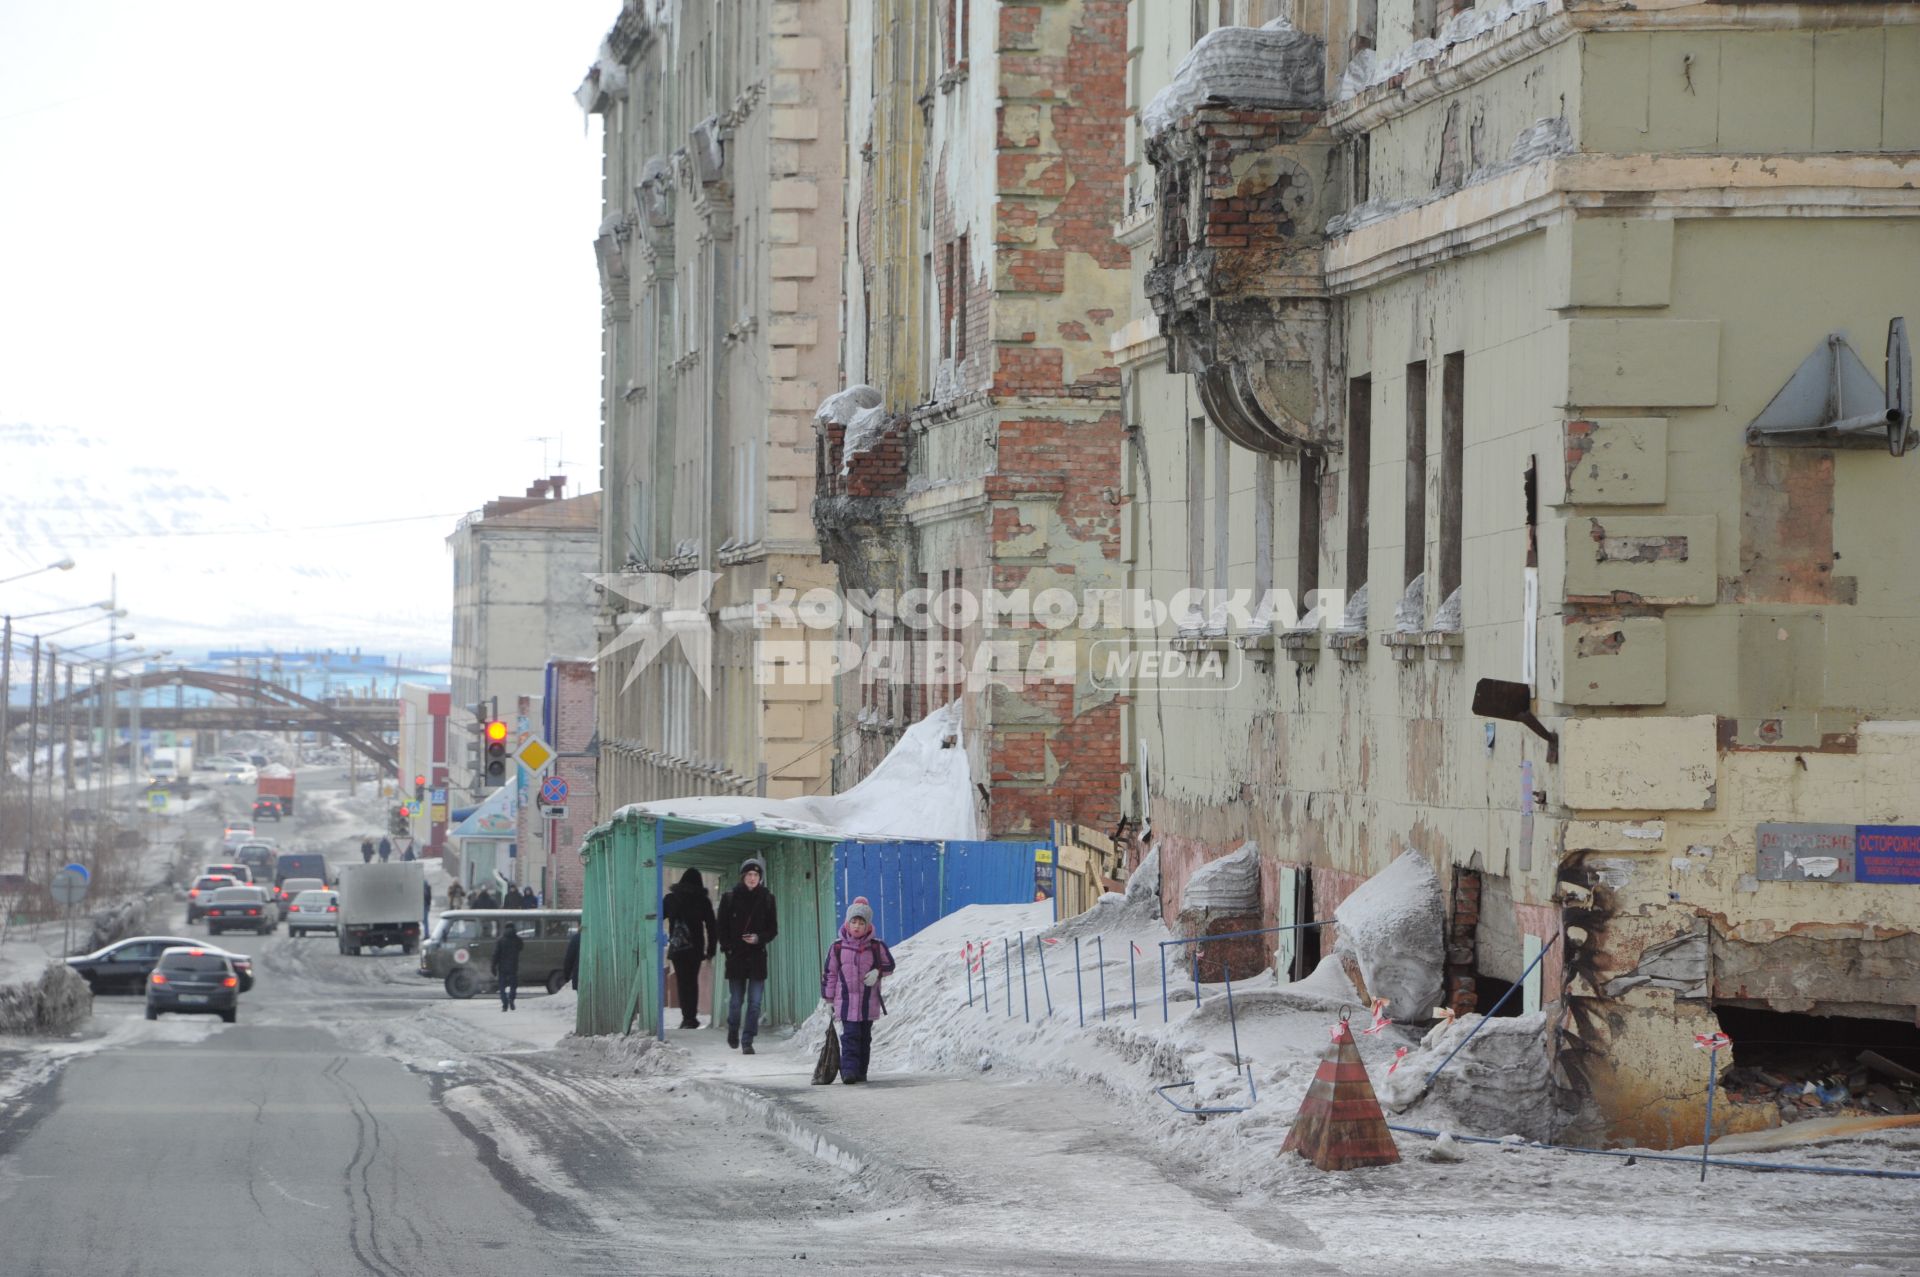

{"left": 673, "top": 955, "right": 703, "bottom": 1025}
{"left": 838, "top": 1019, "right": 873, "bottom": 1081}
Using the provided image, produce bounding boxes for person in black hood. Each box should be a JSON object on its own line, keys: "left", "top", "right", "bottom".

{"left": 492, "top": 922, "right": 524, "bottom": 1011}
{"left": 716, "top": 857, "right": 777, "bottom": 1052}
{"left": 662, "top": 867, "right": 717, "bottom": 1028}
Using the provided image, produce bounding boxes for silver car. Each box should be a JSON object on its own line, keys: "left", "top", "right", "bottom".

{"left": 287, "top": 889, "right": 340, "bottom": 937}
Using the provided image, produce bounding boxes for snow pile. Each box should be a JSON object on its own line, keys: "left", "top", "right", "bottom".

{"left": 1179, "top": 842, "right": 1260, "bottom": 913}
{"left": 1393, "top": 573, "right": 1426, "bottom": 633}
{"left": 1142, "top": 21, "right": 1325, "bottom": 142}
{"left": 621, "top": 699, "right": 979, "bottom": 841}
{"left": 1378, "top": 1010, "right": 1561, "bottom": 1142}
{"left": 552, "top": 1030, "right": 683, "bottom": 1078}
{"left": 0, "top": 960, "right": 91, "bottom": 1036}
{"left": 841, "top": 405, "right": 891, "bottom": 473}
{"left": 1331, "top": 850, "right": 1444, "bottom": 1023}
{"left": 815, "top": 384, "right": 882, "bottom": 427}
{"left": 1336, "top": 0, "right": 1554, "bottom": 101}
{"left": 1046, "top": 846, "right": 1161, "bottom": 940}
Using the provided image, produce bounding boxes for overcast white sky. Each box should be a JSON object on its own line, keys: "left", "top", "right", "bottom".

{"left": 0, "top": 1, "right": 614, "bottom": 663}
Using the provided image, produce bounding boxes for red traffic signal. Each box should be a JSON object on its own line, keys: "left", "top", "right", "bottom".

{"left": 414, "top": 774, "right": 426, "bottom": 788}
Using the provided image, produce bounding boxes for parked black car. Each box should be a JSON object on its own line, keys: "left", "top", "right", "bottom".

{"left": 146, "top": 947, "right": 240, "bottom": 1022}
{"left": 68, "top": 936, "right": 254, "bottom": 993}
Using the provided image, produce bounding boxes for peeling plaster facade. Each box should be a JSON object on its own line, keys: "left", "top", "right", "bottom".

{"left": 582, "top": 0, "right": 843, "bottom": 815}
{"left": 1124, "top": 0, "right": 1920, "bottom": 1146}
{"left": 818, "top": 0, "right": 1134, "bottom": 836}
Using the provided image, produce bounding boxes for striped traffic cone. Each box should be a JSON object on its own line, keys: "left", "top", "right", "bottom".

{"left": 1281, "top": 1011, "right": 1400, "bottom": 1170}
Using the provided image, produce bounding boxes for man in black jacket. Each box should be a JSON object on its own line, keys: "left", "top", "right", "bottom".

{"left": 715, "top": 858, "right": 777, "bottom": 1053}
{"left": 662, "top": 868, "right": 716, "bottom": 1028}
{"left": 492, "top": 922, "right": 524, "bottom": 1012}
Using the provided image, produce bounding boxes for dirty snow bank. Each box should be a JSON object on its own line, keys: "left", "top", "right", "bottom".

{"left": 618, "top": 700, "right": 978, "bottom": 841}
{"left": 1379, "top": 1009, "right": 1562, "bottom": 1142}
{"left": 0, "top": 961, "right": 91, "bottom": 1035}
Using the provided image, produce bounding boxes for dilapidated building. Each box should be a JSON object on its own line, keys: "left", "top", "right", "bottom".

{"left": 816, "top": 0, "right": 1134, "bottom": 836}
{"left": 1123, "top": 0, "right": 1920, "bottom": 1146}
{"left": 580, "top": 0, "right": 844, "bottom": 812}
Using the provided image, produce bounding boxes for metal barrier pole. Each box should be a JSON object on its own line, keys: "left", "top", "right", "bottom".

{"left": 1074, "top": 937, "right": 1084, "bottom": 1028}
{"left": 1159, "top": 942, "right": 1169, "bottom": 1022}
{"left": 1424, "top": 930, "right": 1561, "bottom": 1089}
{"left": 1225, "top": 965, "right": 1254, "bottom": 1103}
{"left": 1096, "top": 936, "right": 1106, "bottom": 1022}
{"left": 1129, "top": 941, "right": 1137, "bottom": 1018}
{"left": 965, "top": 946, "right": 974, "bottom": 1009}
{"left": 1036, "top": 935, "right": 1053, "bottom": 1016}
{"left": 1018, "top": 930, "right": 1031, "bottom": 1022}
{"left": 981, "top": 939, "right": 991, "bottom": 1015}
{"left": 1192, "top": 942, "right": 1201, "bottom": 1011}
{"left": 1701, "top": 1042, "right": 1721, "bottom": 1184}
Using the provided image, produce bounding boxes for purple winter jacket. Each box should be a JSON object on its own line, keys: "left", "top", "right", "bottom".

{"left": 821, "top": 923, "right": 897, "bottom": 1023}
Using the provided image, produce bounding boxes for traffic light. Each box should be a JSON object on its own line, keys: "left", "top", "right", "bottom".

{"left": 484, "top": 720, "right": 508, "bottom": 784}
{"left": 414, "top": 774, "right": 426, "bottom": 801}
{"left": 390, "top": 804, "right": 410, "bottom": 835}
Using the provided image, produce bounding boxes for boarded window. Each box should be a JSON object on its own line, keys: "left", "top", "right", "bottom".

{"left": 1346, "top": 376, "right": 1372, "bottom": 592}
{"left": 1404, "top": 360, "right": 1429, "bottom": 590}
{"left": 1439, "top": 351, "right": 1465, "bottom": 608}
{"left": 1298, "top": 452, "right": 1321, "bottom": 601}
{"left": 955, "top": 233, "right": 969, "bottom": 361}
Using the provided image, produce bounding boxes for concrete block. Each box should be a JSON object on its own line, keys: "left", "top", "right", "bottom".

{"left": 1563, "top": 514, "right": 1717, "bottom": 604}
{"left": 769, "top": 178, "right": 820, "bottom": 210}
{"left": 1562, "top": 417, "right": 1668, "bottom": 506}
{"left": 1562, "top": 715, "right": 1718, "bottom": 811}
{"left": 765, "top": 477, "right": 800, "bottom": 513}
{"left": 767, "top": 316, "right": 819, "bottom": 347}
{"left": 1812, "top": 29, "right": 1886, "bottom": 152}
{"left": 762, "top": 702, "right": 805, "bottom": 739}
{"left": 770, "top": 246, "right": 819, "bottom": 279}
{"left": 1565, "top": 319, "right": 1719, "bottom": 408}
{"left": 1549, "top": 218, "right": 1673, "bottom": 309}
{"left": 1579, "top": 33, "right": 1650, "bottom": 153}
{"left": 1717, "top": 32, "right": 1814, "bottom": 153}
{"left": 771, "top": 108, "right": 821, "bottom": 141}
{"left": 1557, "top": 615, "right": 1667, "bottom": 706}
{"left": 769, "top": 281, "right": 801, "bottom": 313}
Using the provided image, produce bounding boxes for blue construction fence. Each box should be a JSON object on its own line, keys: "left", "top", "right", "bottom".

{"left": 832, "top": 839, "right": 1054, "bottom": 943}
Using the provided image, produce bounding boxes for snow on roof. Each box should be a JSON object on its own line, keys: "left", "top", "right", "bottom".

{"left": 1142, "top": 20, "right": 1325, "bottom": 143}
{"left": 615, "top": 700, "right": 979, "bottom": 843}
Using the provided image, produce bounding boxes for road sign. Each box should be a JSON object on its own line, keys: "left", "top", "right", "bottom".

{"left": 515, "top": 738, "right": 554, "bottom": 772}
{"left": 542, "top": 805, "right": 568, "bottom": 820}
{"left": 431, "top": 788, "right": 448, "bottom": 804}
{"left": 539, "top": 775, "right": 570, "bottom": 805}
{"left": 50, "top": 867, "right": 89, "bottom": 907}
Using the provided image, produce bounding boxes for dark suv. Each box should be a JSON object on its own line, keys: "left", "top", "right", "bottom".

{"left": 275, "top": 853, "right": 330, "bottom": 892}
{"left": 146, "top": 948, "right": 240, "bottom": 1023}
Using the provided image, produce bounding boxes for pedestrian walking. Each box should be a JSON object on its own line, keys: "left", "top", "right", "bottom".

{"left": 821, "top": 899, "right": 896, "bottom": 1084}
{"left": 492, "top": 922, "right": 523, "bottom": 1011}
{"left": 662, "top": 868, "right": 716, "bottom": 1029}
{"left": 562, "top": 923, "right": 582, "bottom": 991}
{"left": 360, "top": 837, "right": 375, "bottom": 864}
{"left": 716, "top": 857, "right": 777, "bottom": 1053}
{"left": 377, "top": 836, "right": 392, "bottom": 863}
{"left": 447, "top": 881, "right": 467, "bottom": 911}
{"left": 504, "top": 884, "right": 525, "bottom": 909}
{"left": 473, "top": 886, "right": 497, "bottom": 910}
{"left": 401, "top": 838, "right": 417, "bottom": 863}
{"left": 421, "top": 878, "right": 432, "bottom": 932}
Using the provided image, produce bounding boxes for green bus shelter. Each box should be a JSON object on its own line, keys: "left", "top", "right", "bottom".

{"left": 575, "top": 809, "right": 841, "bottom": 1039}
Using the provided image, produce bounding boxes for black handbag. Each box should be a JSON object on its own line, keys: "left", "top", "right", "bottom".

{"left": 811, "top": 1025, "right": 840, "bottom": 1085}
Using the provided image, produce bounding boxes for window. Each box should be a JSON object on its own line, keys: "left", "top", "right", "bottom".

{"left": 921, "top": 253, "right": 935, "bottom": 397}
{"left": 1439, "top": 352, "right": 1465, "bottom": 609}
{"left": 1404, "top": 360, "right": 1428, "bottom": 591}
{"left": 1212, "top": 431, "right": 1231, "bottom": 629}
{"left": 941, "top": 241, "right": 955, "bottom": 358}
{"left": 1297, "top": 453, "right": 1321, "bottom": 602}
{"left": 1346, "top": 376, "right": 1371, "bottom": 592}
{"left": 1187, "top": 418, "right": 1208, "bottom": 613}
{"left": 946, "top": 0, "right": 970, "bottom": 68}
{"left": 955, "top": 233, "right": 969, "bottom": 361}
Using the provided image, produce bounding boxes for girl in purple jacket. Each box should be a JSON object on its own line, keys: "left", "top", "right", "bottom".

{"left": 821, "top": 899, "right": 896, "bottom": 1084}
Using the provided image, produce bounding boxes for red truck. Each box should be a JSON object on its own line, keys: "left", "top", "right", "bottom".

{"left": 255, "top": 767, "right": 296, "bottom": 819}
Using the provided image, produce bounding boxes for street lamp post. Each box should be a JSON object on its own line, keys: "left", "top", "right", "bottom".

{"left": 0, "top": 557, "right": 76, "bottom": 588}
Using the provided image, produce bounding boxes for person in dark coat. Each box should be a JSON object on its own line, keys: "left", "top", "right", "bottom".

{"left": 821, "top": 899, "right": 896, "bottom": 1084}
{"left": 492, "top": 922, "right": 524, "bottom": 1011}
{"left": 562, "top": 924, "right": 582, "bottom": 990}
{"left": 377, "top": 836, "right": 393, "bottom": 863}
{"left": 448, "top": 881, "right": 467, "bottom": 911}
{"left": 662, "top": 868, "right": 717, "bottom": 1029}
{"left": 715, "top": 857, "right": 777, "bottom": 1052}
{"left": 472, "top": 886, "right": 496, "bottom": 910}
{"left": 401, "top": 839, "right": 417, "bottom": 862}
{"left": 421, "top": 878, "right": 432, "bottom": 932}
{"left": 360, "top": 838, "right": 375, "bottom": 864}
{"left": 502, "top": 885, "right": 522, "bottom": 909}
